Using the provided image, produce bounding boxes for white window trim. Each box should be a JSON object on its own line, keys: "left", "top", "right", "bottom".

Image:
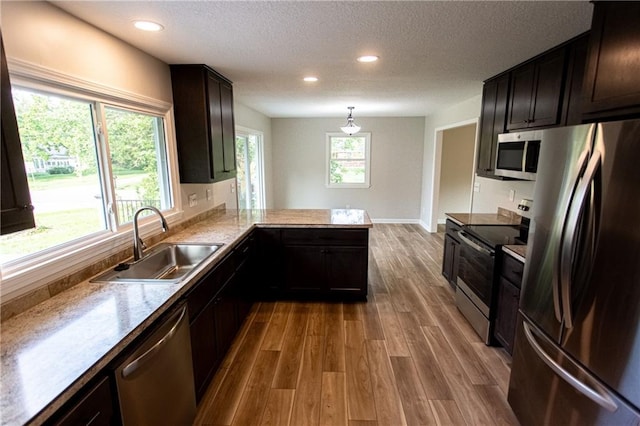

{"left": 235, "top": 125, "right": 266, "bottom": 209}
{"left": 1, "top": 59, "right": 184, "bottom": 302}
{"left": 325, "top": 132, "right": 371, "bottom": 189}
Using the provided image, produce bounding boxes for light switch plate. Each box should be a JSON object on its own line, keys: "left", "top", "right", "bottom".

{"left": 188, "top": 193, "right": 197, "bottom": 207}
{"left": 206, "top": 189, "right": 212, "bottom": 201}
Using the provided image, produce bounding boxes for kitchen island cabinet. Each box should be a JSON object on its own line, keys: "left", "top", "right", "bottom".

{"left": 257, "top": 228, "right": 369, "bottom": 299}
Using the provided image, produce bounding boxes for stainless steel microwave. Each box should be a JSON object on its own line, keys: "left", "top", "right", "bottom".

{"left": 495, "top": 131, "right": 541, "bottom": 180}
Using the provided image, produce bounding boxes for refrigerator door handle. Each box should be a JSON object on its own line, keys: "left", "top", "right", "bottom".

{"left": 560, "top": 150, "right": 601, "bottom": 329}
{"left": 523, "top": 321, "right": 618, "bottom": 412}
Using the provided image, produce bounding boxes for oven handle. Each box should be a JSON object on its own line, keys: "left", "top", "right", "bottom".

{"left": 457, "top": 231, "right": 493, "bottom": 256}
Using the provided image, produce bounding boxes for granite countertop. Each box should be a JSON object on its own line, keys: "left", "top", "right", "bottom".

{"left": 503, "top": 244, "right": 527, "bottom": 262}
{"left": 0, "top": 209, "right": 372, "bottom": 426}
{"left": 446, "top": 212, "right": 522, "bottom": 226}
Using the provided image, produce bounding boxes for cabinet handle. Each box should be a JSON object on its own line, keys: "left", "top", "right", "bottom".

{"left": 86, "top": 411, "right": 101, "bottom": 425}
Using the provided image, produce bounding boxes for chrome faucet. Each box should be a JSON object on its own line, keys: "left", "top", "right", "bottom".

{"left": 133, "top": 206, "right": 169, "bottom": 261}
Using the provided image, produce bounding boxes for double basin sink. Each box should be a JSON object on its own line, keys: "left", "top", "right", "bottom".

{"left": 91, "top": 243, "right": 222, "bottom": 284}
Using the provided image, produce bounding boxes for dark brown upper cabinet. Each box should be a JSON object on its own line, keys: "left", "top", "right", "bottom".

{"left": 1, "top": 33, "right": 35, "bottom": 235}
{"left": 477, "top": 73, "right": 510, "bottom": 178}
{"left": 507, "top": 47, "right": 567, "bottom": 130}
{"left": 561, "top": 33, "right": 590, "bottom": 126}
{"left": 582, "top": 1, "right": 640, "bottom": 120}
{"left": 170, "top": 65, "right": 237, "bottom": 183}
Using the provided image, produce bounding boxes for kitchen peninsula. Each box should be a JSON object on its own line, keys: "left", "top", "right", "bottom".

{"left": 0, "top": 209, "right": 372, "bottom": 426}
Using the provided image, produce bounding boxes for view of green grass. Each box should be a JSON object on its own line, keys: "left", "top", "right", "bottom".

{"left": 0, "top": 170, "right": 151, "bottom": 263}
{"left": 0, "top": 208, "right": 104, "bottom": 262}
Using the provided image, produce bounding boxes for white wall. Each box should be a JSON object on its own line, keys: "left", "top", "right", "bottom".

{"left": 271, "top": 117, "right": 425, "bottom": 220}
{"left": 437, "top": 124, "right": 476, "bottom": 222}
{"left": 234, "top": 102, "right": 274, "bottom": 208}
{"left": 2, "top": 1, "right": 240, "bottom": 222}
{"left": 471, "top": 176, "right": 535, "bottom": 217}
{"left": 1, "top": 1, "right": 172, "bottom": 104}
{"left": 421, "top": 95, "right": 482, "bottom": 230}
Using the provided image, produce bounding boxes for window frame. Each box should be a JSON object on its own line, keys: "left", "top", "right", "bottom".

{"left": 1, "top": 60, "right": 182, "bottom": 301}
{"left": 325, "top": 132, "right": 371, "bottom": 189}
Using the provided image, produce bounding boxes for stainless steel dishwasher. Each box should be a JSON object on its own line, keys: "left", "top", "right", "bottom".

{"left": 115, "top": 303, "right": 196, "bottom": 425}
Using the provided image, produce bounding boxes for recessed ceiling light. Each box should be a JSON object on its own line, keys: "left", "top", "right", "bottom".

{"left": 357, "top": 55, "right": 379, "bottom": 63}
{"left": 133, "top": 20, "right": 164, "bottom": 32}
{"left": 303, "top": 76, "right": 319, "bottom": 82}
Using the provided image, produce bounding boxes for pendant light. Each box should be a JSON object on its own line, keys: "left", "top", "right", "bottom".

{"left": 340, "top": 107, "right": 361, "bottom": 135}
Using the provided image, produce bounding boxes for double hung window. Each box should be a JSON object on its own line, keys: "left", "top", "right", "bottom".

{"left": 326, "top": 132, "right": 371, "bottom": 188}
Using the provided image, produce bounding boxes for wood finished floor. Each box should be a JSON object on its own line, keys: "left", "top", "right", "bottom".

{"left": 194, "top": 224, "right": 519, "bottom": 426}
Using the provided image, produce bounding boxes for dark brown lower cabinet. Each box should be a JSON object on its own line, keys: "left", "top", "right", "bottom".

{"left": 493, "top": 252, "right": 524, "bottom": 355}
{"left": 281, "top": 228, "right": 369, "bottom": 299}
{"left": 50, "top": 375, "right": 116, "bottom": 426}
{"left": 442, "top": 219, "right": 462, "bottom": 289}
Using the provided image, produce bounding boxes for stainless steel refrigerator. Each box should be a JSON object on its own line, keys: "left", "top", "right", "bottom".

{"left": 508, "top": 119, "right": 640, "bottom": 425}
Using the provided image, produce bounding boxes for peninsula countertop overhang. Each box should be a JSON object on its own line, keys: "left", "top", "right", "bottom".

{"left": 0, "top": 209, "right": 372, "bottom": 426}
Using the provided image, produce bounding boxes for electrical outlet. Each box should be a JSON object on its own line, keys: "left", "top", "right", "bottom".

{"left": 206, "top": 189, "right": 212, "bottom": 201}
{"left": 230, "top": 183, "right": 235, "bottom": 193}
{"left": 188, "top": 193, "right": 197, "bottom": 207}
{"left": 346, "top": 204, "right": 351, "bottom": 209}
{"left": 474, "top": 182, "right": 480, "bottom": 193}
{"left": 509, "top": 189, "right": 516, "bottom": 201}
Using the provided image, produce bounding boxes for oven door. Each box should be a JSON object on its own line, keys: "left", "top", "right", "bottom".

{"left": 455, "top": 230, "right": 496, "bottom": 343}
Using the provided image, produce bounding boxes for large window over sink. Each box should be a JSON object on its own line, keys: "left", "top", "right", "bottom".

{"left": 0, "top": 86, "right": 173, "bottom": 264}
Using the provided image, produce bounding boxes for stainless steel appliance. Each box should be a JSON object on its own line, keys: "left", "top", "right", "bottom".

{"left": 495, "top": 131, "right": 541, "bottom": 180}
{"left": 508, "top": 120, "right": 640, "bottom": 425}
{"left": 456, "top": 223, "right": 526, "bottom": 344}
{"left": 115, "top": 303, "right": 196, "bottom": 426}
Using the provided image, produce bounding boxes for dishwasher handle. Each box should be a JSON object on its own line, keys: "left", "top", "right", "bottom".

{"left": 121, "top": 306, "right": 188, "bottom": 379}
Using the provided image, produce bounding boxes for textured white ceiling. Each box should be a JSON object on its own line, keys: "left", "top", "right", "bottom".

{"left": 51, "top": 1, "right": 593, "bottom": 118}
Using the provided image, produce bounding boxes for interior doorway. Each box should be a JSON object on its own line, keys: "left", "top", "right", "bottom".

{"left": 235, "top": 126, "right": 265, "bottom": 209}
{"left": 429, "top": 118, "right": 478, "bottom": 232}
{"left": 438, "top": 124, "right": 476, "bottom": 223}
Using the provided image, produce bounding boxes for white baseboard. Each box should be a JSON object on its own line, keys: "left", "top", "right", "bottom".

{"left": 371, "top": 218, "right": 420, "bottom": 224}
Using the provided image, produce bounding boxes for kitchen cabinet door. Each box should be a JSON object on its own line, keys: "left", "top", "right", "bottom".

{"left": 283, "top": 245, "right": 325, "bottom": 292}
{"left": 51, "top": 375, "right": 116, "bottom": 426}
{"left": 220, "top": 82, "right": 237, "bottom": 176}
{"left": 494, "top": 276, "right": 520, "bottom": 355}
{"left": 326, "top": 246, "right": 368, "bottom": 296}
{"left": 170, "top": 64, "right": 237, "bottom": 183}
{"left": 255, "top": 228, "right": 283, "bottom": 297}
{"left": 189, "top": 301, "right": 217, "bottom": 402}
{"left": 213, "top": 278, "right": 239, "bottom": 365}
{"left": 507, "top": 48, "right": 566, "bottom": 130}
{"left": 442, "top": 234, "right": 460, "bottom": 289}
{"left": 561, "top": 33, "right": 590, "bottom": 125}
{"left": 582, "top": 1, "right": 640, "bottom": 120}
{"left": 476, "top": 73, "right": 509, "bottom": 178}
{"left": 1, "top": 34, "right": 35, "bottom": 235}
{"left": 493, "top": 252, "right": 524, "bottom": 355}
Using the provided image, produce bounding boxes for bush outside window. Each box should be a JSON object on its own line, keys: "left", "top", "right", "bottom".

{"left": 326, "top": 132, "right": 371, "bottom": 188}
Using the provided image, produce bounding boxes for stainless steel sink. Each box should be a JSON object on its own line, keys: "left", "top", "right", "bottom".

{"left": 91, "top": 243, "right": 222, "bottom": 283}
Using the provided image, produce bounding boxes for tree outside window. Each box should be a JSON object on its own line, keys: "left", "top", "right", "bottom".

{"left": 326, "top": 133, "right": 371, "bottom": 188}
